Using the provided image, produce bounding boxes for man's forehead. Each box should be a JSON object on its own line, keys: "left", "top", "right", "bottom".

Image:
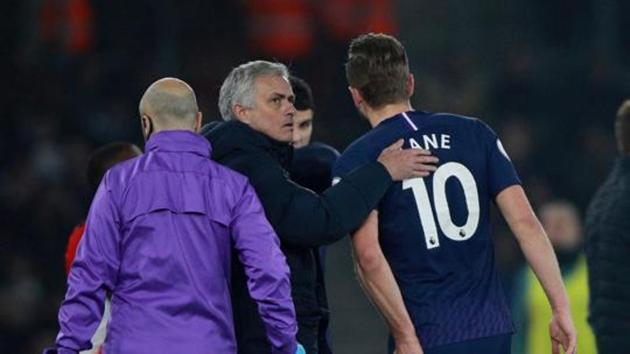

{"left": 254, "top": 75, "right": 293, "bottom": 95}
{"left": 294, "top": 109, "right": 313, "bottom": 123}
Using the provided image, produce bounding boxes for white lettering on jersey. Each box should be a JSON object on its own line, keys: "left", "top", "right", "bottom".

{"left": 409, "top": 138, "right": 423, "bottom": 149}
{"left": 441, "top": 134, "right": 451, "bottom": 149}
{"left": 423, "top": 134, "right": 439, "bottom": 149}
{"left": 408, "top": 134, "right": 451, "bottom": 151}
{"left": 403, "top": 162, "right": 480, "bottom": 250}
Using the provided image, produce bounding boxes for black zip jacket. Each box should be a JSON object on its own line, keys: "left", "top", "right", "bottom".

{"left": 203, "top": 120, "right": 392, "bottom": 353}
{"left": 585, "top": 156, "right": 630, "bottom": 354}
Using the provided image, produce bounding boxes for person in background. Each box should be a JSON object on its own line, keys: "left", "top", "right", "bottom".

{"left": 289, "top": 76, "right": 315, "bottom": 150}
{"left": 511, "top": 201, "right": 596, "bottom": 354}
{"left": 48, "top": 77, "right": 300, "bottom": 354}
{"left": 203, "top": 60, "right": 438, "bottom": 354}
{"left": 585, "top": 99, "right": 630, "bottom": 354}
{"left": 64, "top": 142, "right": 142, "bottom": 275}
{"left": 333, "top": 33, "right": 576, "bottom": 354}
{"left": 63, "top": 141, "right": 141, "bottom": 354}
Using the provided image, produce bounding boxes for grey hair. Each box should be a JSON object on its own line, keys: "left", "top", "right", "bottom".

{"left": 218, "top": 60, "right": 289, "bottom": 121}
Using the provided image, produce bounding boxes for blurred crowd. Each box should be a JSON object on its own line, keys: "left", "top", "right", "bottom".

{"left": 1, "top": 1, "right": 630, "bottom": 353}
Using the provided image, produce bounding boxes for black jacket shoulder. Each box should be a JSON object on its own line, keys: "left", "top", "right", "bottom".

{"left": 203, "top": 120, "right": 392, "bottom": 247}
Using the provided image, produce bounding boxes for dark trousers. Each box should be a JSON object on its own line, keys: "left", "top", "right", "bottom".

{"left": 389, "top": 334, "right": 512, "bottom": 354}
{"left": 297, "top": 319, "right": 319, "bottom": 354}
{"left": 596, "top": 335, "right": 630, "bottom": 354}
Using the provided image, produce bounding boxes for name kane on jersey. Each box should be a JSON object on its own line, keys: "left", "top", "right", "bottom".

{"left": 408, "top": 134, "right": 451, "bottom": 150}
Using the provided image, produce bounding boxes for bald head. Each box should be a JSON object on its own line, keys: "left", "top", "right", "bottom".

{"left": 139, "top": 78, "right": 201, "bottom": 135}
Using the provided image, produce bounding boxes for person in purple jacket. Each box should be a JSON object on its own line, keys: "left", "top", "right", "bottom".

{"left": 48, "top": 78, "right": 301, "bottom": 354}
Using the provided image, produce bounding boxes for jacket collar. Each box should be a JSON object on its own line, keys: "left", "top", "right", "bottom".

{"left": 205, "top": 120, "right": 293, "bottom": 168}
{"left": 145, "top": 130, "right": 211, "bottom": 157}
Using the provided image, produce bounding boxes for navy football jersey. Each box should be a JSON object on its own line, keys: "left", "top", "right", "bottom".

{"left": 332, "top": 111, "right": 520, "bottom": 349}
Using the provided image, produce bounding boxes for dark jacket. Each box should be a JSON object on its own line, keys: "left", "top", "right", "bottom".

{"left": 290, "top": 142, "right": 341, "bottom": 353}
{"left": 203, "top": 121, "right": 392, "bottom": 354}
{"left": 585, "top": 156, "right": 630, "bottom": 353}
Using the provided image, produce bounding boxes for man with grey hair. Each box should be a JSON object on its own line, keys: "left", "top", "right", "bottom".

{"left": 203, "top": 61, "right": 438, "bottom": 353}
{"left": 48, "top": 78, "right": 300, "bottom": 354}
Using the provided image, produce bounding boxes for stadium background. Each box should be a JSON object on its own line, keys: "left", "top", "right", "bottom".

{"left": 1, "top": 1, "right": 629, "bottom": 353}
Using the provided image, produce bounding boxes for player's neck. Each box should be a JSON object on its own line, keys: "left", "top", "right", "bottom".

{"left": 365, "top": 101, "right": 413, "bottom": 128}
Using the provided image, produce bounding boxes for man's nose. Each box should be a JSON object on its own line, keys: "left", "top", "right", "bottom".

{"left": 286, "top": 102, "right": 296, "bottom": 117}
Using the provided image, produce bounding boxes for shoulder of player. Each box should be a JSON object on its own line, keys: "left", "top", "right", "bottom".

{"left": 333, "top": 133, "right": 377, "bottom": 177}
{"left": 432, "top": 112, "right": 498, "bottom": 138}
{"left": 337, "top": 129, "right": 377, "bottom": 159}
{"left": 430, "top": 112, "right": 483, "bottom": 126}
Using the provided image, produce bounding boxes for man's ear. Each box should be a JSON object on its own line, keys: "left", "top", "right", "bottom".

{"left": 407, "top": 73, "right": 415, "bottom": 97}
{"left": 232, "top": 104, "right": 250, "bottom": 123}
{"left": 349, "top": 87, "right": 363, "bottom": 108}
{"left": 141, "top": 115, "right": 152, "bottom": 136}
{"left": 193, "top": 112, "right": 203, "bottom": 133}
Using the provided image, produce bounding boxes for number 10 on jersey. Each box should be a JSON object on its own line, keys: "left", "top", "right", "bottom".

{"left": 402, "top": 162, "right": 481, "bottom": 249}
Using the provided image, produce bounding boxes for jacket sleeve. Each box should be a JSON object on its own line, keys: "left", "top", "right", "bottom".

{"left": 55, "top": 176, "right": 122, "bottom": 353}
{"left": 230, "top": 181, "right": 298, "bottom": 354}
{"left": 233, "top": 151, "right": 392, "bottom": 247}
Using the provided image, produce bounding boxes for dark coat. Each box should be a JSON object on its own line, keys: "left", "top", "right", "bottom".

{"left": 290, "top": 142, "right": 341, "bottom": 353}
{"left": 203, "top": 121, "right": 392, "bottom": 354}
{"left": 585, "top": 157, "right": 630, "bottom": 353}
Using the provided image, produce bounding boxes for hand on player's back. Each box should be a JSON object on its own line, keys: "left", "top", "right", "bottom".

{"left": 377, "top": 139, "right": 438, "bottom": 181}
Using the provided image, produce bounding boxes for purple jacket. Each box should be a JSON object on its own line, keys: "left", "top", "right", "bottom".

{"left": 54, "top": 131, "right": 297, "bottom": 354}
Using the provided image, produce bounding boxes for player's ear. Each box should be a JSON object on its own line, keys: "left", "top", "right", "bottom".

{"left": 349, "top": 86, "right": 363, "bottom": 107}
{"left": 407, "top": 73, "right": 415, "bottom": 97}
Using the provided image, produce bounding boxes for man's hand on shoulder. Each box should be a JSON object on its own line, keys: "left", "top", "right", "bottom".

{"left": 377, "top": 139, "right": 438, "bottom": 181}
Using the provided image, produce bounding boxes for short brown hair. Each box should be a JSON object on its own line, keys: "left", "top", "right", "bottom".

{"left": 345, "top": 33, "right": 410, "bottom": 109}
{"left": 616, "top": 100, "right": 630, "bottom": 154}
